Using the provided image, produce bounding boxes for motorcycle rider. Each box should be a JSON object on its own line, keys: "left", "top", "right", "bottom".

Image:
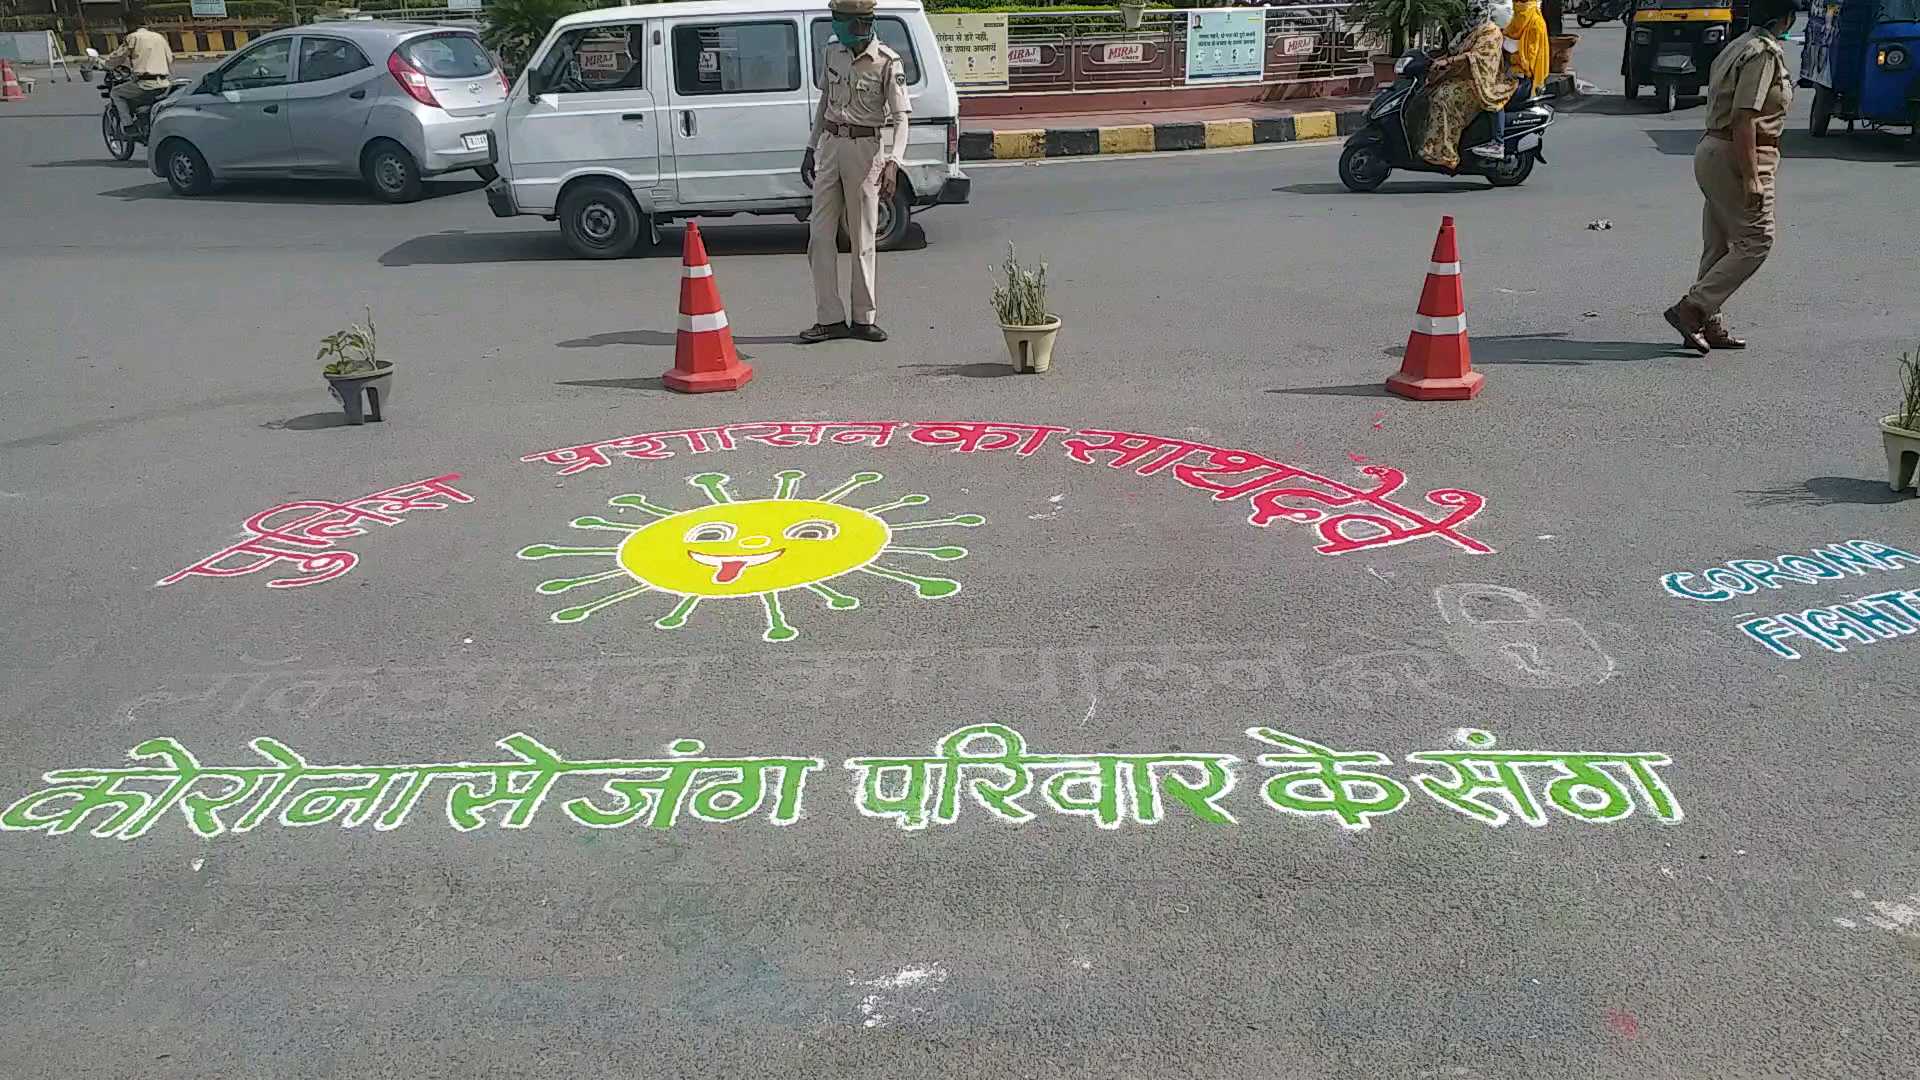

{"left": 103, "top": 23, "right": 173, "bottom": 129}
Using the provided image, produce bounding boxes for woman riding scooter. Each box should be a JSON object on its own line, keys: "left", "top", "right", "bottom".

{"left": 1419, "top": 0, "right": 1520, "bottom": 168}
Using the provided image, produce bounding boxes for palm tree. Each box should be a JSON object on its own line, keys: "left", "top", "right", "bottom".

{"left": 482, "top": 0, "right": 587, "bottom": 75}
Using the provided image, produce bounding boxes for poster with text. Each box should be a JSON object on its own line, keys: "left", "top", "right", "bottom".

{"left": 189, "top": 0, "right": 228, "bottom": 17}
{"left": 930, "top": 13, "right": 1009, "bottom": 92}
{"left": 1185, "top": 8, "right": 1266, "bottom": 84}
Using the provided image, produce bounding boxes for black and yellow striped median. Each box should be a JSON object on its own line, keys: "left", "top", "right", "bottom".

{"left": 959, "top": 107, "right": 1366, "bottom": 162}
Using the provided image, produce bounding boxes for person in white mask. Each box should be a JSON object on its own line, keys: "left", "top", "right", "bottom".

{"left": 1417, "top": 0, "right": 1520, "bottom": 169}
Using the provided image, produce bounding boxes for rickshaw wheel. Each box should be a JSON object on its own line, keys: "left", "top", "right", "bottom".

{"left": 1809, "top": 86, "right": 1834, "bottom": 137}
{"left": 1624, "top": 79, "right": 1639, "bottom": 101}
{"left": 1654, "top": 79, "right": 1675, "bottom": 113}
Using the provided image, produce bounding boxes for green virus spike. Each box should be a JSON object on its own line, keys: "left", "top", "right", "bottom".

{"left": 537, "top": 568, "right": 631, "bottom": 594}
{"left": 655, "top": 595, "right": 700, "bottom": 630}
{"left": 760, "top": 592, "right": 799, "bottom": 642}
{"left": 820, "top": 471, "right": 884, "bottom": 504}
{"left": 864, "top": 493, "right": 930, "bottom": 515}
{"left": 569, "top": 515, "right": 643, "bottom": 533}
{"left": 773, "top": 470, "right": 805, "bottom": 500}
{"left": 551, "top": 584, "right": 652, "bottom": 624}
{"left": 689, "top": 473, "right": 735, "bottom": 505}
{"left": 859, "top": 564, "right": 961, "bottom": 598}
{"left": 518, "top": 544, "right": 617, "bottom": 560}
{"left": 805, "top": 582, "right": 861, "bottom": 610}
{"left": 882, "top": 545, "right": 968, "bottom": 561}
{"left": 608, "top": 494, "right": 678, "bottom": 518}
{"left": 887, "top": 514, "right": 985, "bottom": 532}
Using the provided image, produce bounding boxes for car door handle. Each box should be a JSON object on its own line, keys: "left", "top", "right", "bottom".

{"left": 263, "top": 104, "right": 279, "bottom": 113}
{"left": 680, "top": 110, "right": 695, "bottom": 136}
{"left": 621, "top": 112, "right": 645, "bottom": 121}
{"left": 349, "top": 89, "right": 366, "bottom": 99}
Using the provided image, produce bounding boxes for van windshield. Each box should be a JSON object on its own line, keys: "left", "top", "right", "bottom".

{"left": 1882, "top": 0, "right": 1920, "bottom": 20}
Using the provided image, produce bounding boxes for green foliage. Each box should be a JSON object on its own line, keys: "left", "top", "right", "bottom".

{"left": 990, "top": 243, "right": 1051, "bottom": 327}
{"left": 1898, "top": 346, "right": 1920, "bottom": 431}
{"left": 1348, "top": 0, "right": 1463, "bottom": 55}
{"left": 142, "top": 1, "right": 292, "bottom": 19}
{"left": 318, "top": 309, "right": 380, "bottom": 377}
{"left": 482, "top": 0, "right": 587, "bottom": 73}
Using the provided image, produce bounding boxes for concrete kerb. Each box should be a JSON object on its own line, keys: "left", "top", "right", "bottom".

{"left": 961, "top": 107, "right": 1365, "bottom": 162}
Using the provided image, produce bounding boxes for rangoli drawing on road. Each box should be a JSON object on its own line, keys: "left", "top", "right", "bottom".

{"left": 518, "top": 471, "right": 980, "bottom": 641}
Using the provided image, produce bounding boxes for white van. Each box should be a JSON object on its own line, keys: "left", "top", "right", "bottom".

{"left": 483, "top": 0, "right": 971, "bottom": 259}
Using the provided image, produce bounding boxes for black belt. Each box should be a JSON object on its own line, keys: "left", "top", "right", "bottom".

{"left": 824, "top": 121, "right": 879, "bottom": 138}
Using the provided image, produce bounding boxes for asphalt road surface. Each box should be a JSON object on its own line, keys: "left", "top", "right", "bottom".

{"left": 3, "top": 40, "right": 1918, "bottom": 1079}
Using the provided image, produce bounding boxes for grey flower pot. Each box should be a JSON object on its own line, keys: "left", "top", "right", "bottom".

{"left": 324, "top": 362, "right": 395, "bottom": 425}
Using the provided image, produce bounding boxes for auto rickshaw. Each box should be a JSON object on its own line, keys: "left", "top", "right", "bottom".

{"left": 1623, "top": 0, "right": 1747, "bottom": 111}
{"left": 1801, "top": 0, "right": 1920, "bottom": 137}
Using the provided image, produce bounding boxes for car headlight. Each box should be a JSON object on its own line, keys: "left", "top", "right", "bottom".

{"left": 1634, "top": 28, "right": 1654, "bottom": 43}
{"left": 1703, "top": 26, "right": 1725, "bottom": 43}
{"left": 1878, "top": 44, "right": 1910, "bottom": 69}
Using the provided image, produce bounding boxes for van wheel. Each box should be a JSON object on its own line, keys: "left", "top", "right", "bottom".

{"left": 364, "top": 139, "right": 424, "bottom": 203}
{"left": 558, "top": 180, "right": 642, "bottom": 259}
{"left": 838, "top": 181, "right": 914, "bottom": 252}
{"left": 163, "top": 140, "right": 213, "bottom": 196}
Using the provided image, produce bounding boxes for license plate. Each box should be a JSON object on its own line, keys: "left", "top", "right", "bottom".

{"left": 463, "top": 133, "right": 488, "bottom": 153}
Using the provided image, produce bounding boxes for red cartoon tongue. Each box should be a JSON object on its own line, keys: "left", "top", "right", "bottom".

{"left": 711, "top": 559, "right": 749, "bottom": 584}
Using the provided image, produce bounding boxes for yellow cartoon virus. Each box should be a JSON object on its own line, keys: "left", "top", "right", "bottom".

{"left": 517, "top": 471, "right": 982, "bottom": 642}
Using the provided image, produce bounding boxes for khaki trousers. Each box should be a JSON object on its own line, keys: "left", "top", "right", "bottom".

{"left": 1685, "top": 136, "right": 1777, "bottom": 316}
{"left": 808, "top": 133, "right": 883, "bottom": 326}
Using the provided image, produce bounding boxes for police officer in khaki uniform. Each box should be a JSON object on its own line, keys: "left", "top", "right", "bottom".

{"left": 1663, "top": 0, "right": 1797, "bottom": 354}
{"left": 800, "top": 0, "right": 912, "bottom": 344}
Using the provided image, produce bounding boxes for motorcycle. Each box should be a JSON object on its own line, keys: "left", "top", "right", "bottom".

{"left": 1337, "top": 50, "right": 1555, "bottom": 192}
{"left": 93, "top": 50, "right": 188, "bottom": 162}
{"left": 1574, "top": 0, "right": 1633, "bottom": 28}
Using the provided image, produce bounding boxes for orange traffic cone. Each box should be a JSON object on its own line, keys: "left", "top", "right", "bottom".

{"left": 1386, "top": 215, "right": 1482, "bottom": 401}
{"left": 1, "top": 61, "right": 26, "bottom": 103}
{"left": 663, "top": 222, "right": 753, "bottom": 394}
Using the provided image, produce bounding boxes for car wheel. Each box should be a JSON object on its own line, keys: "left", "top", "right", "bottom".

{"left": 363, "top": 139, "right": 425, "bottom": 203}
{"left": 558, "top": 180, "right": 642, "bottom": 260}
{"left": 474, "top": 164, "right": 499, "bottom": 182}
{"left": 102, "top": 105, "right": 134, "bottom": 161}
{"left": 1337, "top": 140, "right": 1391, "bottom": 192}
{"left": 1809, "top": 85, "right": 1834, "bottom": 137}
{"left": 163, "top": 141, "right": 212, "bottom": 196}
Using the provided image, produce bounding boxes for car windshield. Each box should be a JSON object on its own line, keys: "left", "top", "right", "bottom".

{"left": 398, "top": 34, "right": 494, "bottom": 77}
{"left": 1882, "top": 0, "right": 1920, "bottom": 20}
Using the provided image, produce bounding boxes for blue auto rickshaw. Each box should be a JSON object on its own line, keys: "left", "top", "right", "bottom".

{"left": 1800, "top": 0, "right": 1920, "bottom": 136}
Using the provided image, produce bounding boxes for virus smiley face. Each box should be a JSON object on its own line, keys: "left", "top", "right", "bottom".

{"left": 619, "top": 497, "right": 888, "bottom": 597}
{"left": 518, "top": 470, "right": 983, "bottom": 642}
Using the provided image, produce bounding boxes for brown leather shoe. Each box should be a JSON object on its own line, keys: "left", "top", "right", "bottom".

{"left": 1703, "top": 316, "right": 1747, "bottom": 350}
{"left": 1663, "top": 300, "right": 1710, "bottom": 355}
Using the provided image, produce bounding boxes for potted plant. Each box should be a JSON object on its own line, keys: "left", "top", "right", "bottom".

{"left": 318, "top": 308, "right": 394, "bottom": 425}
{"left": 1882, "top": 346, "right": 1920, "bottom": 493}
{"left": 1549, "top": 31, "right": 1579, "bottom": 73}
{"left": 1349, "top": 0, "right": 1466, "bottom": 85}
{"left": 1118, "top": 1, "right": 1147, "bottom": 30}
{"left": 991, "top": 244, "right": 1059, "bottom": 375}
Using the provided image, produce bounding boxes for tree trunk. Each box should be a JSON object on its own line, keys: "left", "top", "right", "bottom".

{"left": 1544, "top": 0, "right": 1564, "bottom": 36}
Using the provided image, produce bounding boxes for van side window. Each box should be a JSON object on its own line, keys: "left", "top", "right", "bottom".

{"left": 671, "top": 21, "right": 802, "bottom": 96}
{"left": 809, "top": 17, "right": 921, "bottom": 87}
{"left": 539, "top": 24, "right": 649, "bottom": 92}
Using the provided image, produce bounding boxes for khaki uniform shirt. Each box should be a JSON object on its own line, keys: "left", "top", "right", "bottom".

{"left": 109, "top": 27, "right": 174, "bottom": 86}
{"left": 1703, "top": 28, "right": 1791, "bottom": 142}
{"left": 811, "top": 39, "right": 912, "bottom": 163}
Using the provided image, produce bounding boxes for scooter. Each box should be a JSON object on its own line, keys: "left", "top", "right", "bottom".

{"left": 1574, "top": 0, "right": 1632, "bottom": 28}
{"left": 1337, "top": 50, "right": 1555, "bottom": 193}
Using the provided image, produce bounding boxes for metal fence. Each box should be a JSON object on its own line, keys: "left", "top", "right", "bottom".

{"left": 993, "top": 5, "right": 1374, "bottom": 97}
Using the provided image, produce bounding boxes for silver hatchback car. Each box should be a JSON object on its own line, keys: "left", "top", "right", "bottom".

{"left": 148, "top": 21, "right": 506, "bottom": 202}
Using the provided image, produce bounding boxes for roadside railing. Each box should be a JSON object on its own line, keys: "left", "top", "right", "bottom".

{"left": 991, "top": 5, "right": 1374, "bottom": 97}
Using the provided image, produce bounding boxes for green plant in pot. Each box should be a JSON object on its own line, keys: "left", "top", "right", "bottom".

{"left": 1882, "top": 345, "right": 1920, "bottom": 493}
{"left": 991, "top": 243, "right": 1059, "bottom": 374}
{"left": 318, "top": 308, "right": 395, "bottom": 425}
{"left": 1350, "top": 0, "right": 1466, "bottom": 82}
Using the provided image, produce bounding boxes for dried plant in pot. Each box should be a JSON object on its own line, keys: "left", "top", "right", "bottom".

{"left": 318, "top": 308, "right": 395, "bottom": 425}
{"left": 1882, "top": 345, "right": 1920, "bottom": 493}
{"left": 990, "top": 244, "right": 1059, "bottom": 374}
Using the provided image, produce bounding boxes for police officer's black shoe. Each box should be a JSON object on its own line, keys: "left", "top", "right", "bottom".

{"left": 849, "top": 323, "right": 888, "bottom": 342}
{"left": 799, "top": 322, "right": 850, "bottom": 344}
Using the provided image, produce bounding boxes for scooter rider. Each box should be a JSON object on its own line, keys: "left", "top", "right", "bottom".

{"left": 103, "top": 24, "right": 173, "bottom": 127}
